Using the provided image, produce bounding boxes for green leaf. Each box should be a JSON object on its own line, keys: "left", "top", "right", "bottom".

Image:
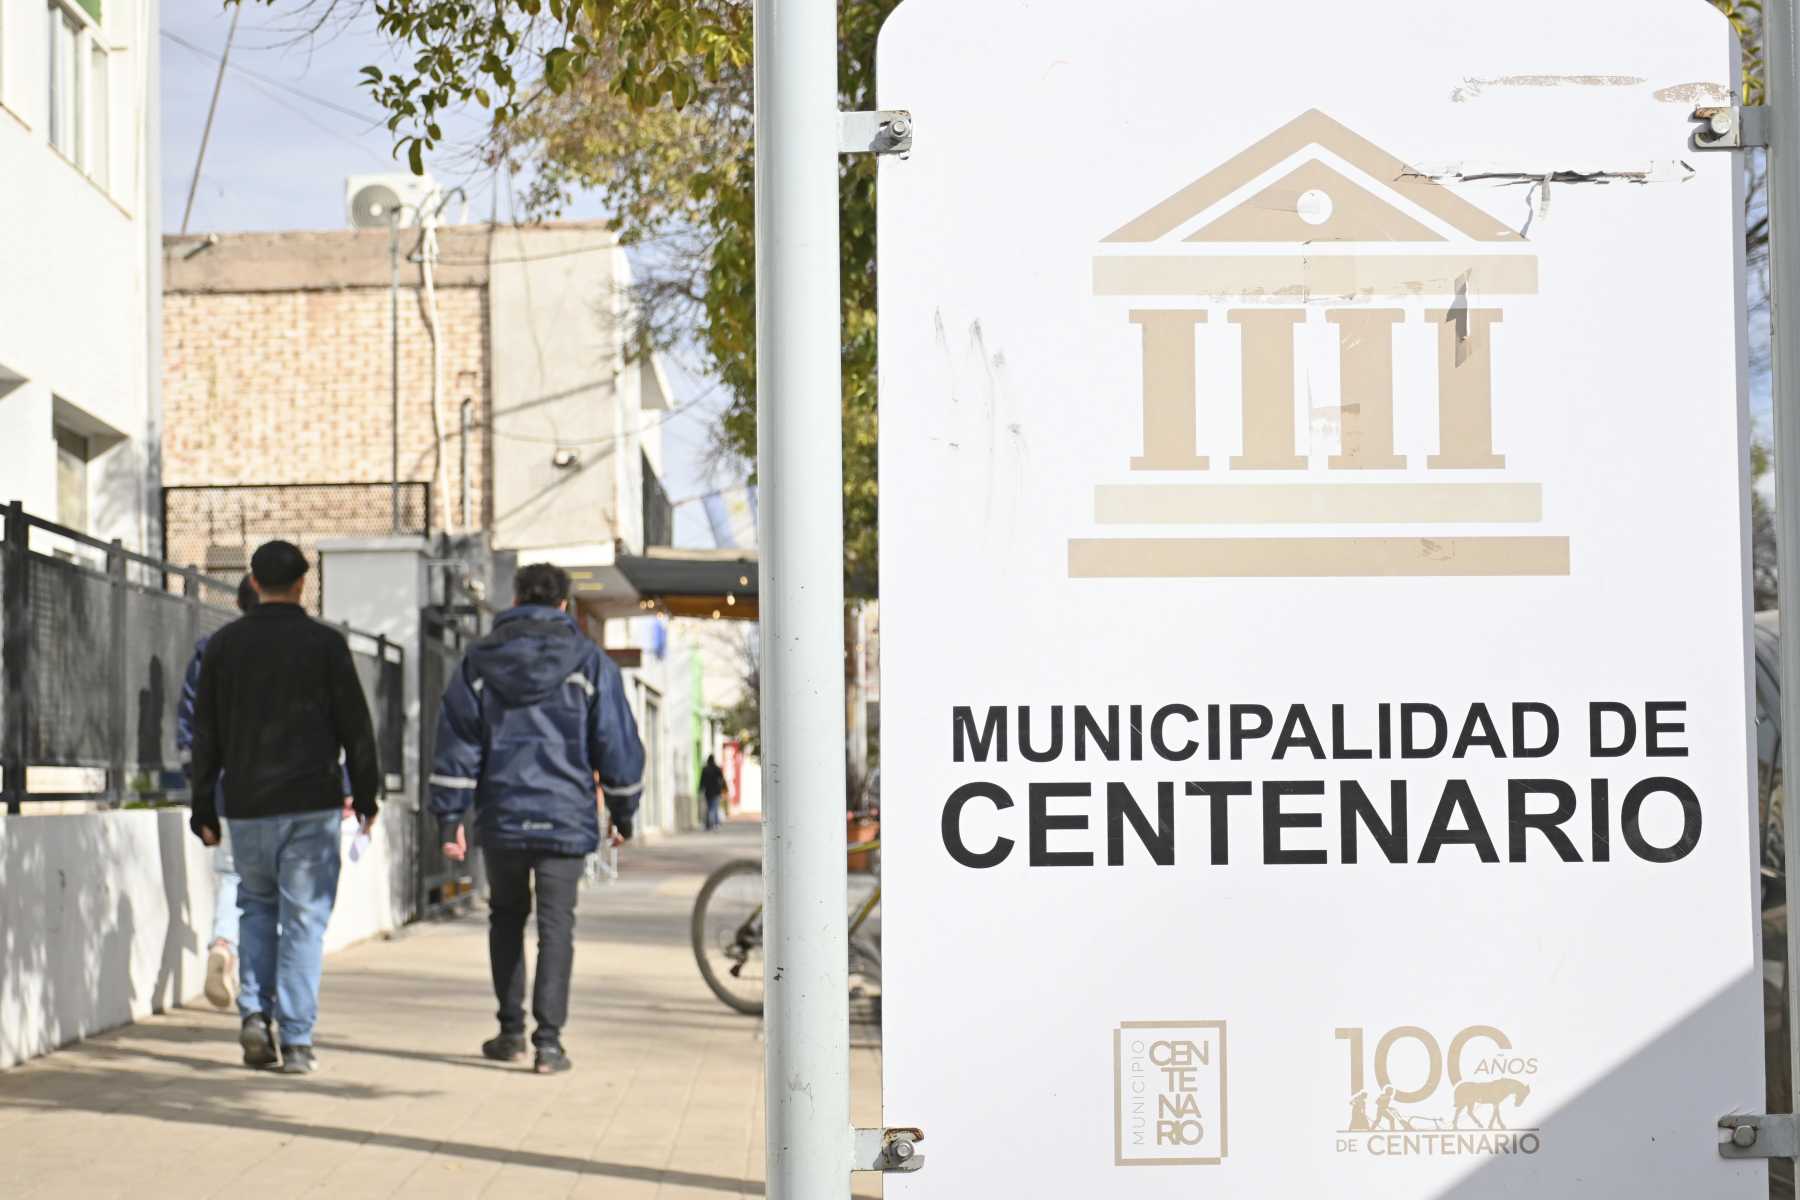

{"left": 544, "top": 46, "right": 572, "bottom": 93}
{"left": 407, "top": 138, "right": 425, "bottom": 175}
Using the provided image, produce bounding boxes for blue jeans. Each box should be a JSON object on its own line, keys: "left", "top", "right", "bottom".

{"left": 705, "top": 795, "right": 721, "bottom": 829}
{"left": 226, "top": 810, "right": 342, "bottom": 1046}
{"left": 211, "top": 821, "right": 240, "bottom": 947}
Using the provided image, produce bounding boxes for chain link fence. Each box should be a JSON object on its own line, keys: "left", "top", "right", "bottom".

{"left": 162, "top": 483, "right": 432, "bottom": 613}
{"left": 2, "top": 502, "right": 406, "bottom": 813}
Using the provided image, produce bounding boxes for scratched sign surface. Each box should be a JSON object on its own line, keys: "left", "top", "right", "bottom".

{"left": 876, "top": 1, "right": 1763, "bottom": 1195}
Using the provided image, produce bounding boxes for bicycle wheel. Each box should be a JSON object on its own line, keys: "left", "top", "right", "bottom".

{"left": 692, "top": 859, "right": 767, "bottom": 1015}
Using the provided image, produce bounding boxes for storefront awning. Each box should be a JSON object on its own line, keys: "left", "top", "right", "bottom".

{"left": 616, "top": 548, "right": 759, "bottom": 620}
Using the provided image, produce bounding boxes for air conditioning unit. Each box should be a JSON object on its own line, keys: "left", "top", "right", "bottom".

{"left": 345, "top": 172, "right": 440, "bottom": 230}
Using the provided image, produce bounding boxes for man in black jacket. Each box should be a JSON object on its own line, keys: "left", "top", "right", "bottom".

{"left": 429, "top": 563, "right": 645, "bottom": 1074}
{"left": 190, "top": 541, "right": 382, "bottom": 1074}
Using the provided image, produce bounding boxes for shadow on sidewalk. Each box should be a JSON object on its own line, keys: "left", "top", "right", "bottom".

{"left": 0, "top": 1055, "right": 428, "bottom": 1110}
{"left": 8, "top": 1083, "right": 758, "bottom": 1194}
{"left": 0, "top": 1025, "right": 759, "bottom": 1193}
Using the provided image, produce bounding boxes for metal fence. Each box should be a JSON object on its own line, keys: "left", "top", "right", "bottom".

{"left": 162, "top": 482, "right": 432, "bottom": 613}
{"left": 418, "top": 605, "right": 478, "bottom": 916}
{"left": 1, "top": 502, "right": 406, "bottom": 813}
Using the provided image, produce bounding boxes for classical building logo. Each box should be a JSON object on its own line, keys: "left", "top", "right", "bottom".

{"left": 1113, "top": 1020, "right": 1228, "bottom": 1166}
{"left": 1334, "top": 1024, "right": 1543, "bottom": 1159}
{"left": 1072, "top": 110, "right": 1571, "bottom": 578}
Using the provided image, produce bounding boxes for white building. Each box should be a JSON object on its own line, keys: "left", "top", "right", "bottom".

{"left": 0, "top": 0, "right": 161, "bottom": 547}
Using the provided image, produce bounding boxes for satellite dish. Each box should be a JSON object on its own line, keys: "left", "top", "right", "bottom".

{"left": 349, "top": 182, "right": 405, "bottom": 230}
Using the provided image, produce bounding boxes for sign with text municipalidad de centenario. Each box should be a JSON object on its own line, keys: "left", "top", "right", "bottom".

{"left": 876, "top": 1, "right": 1765, "bottom": 1196}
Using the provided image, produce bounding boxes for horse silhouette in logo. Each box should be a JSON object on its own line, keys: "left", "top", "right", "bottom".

{"left": 1452, "top": 1078, "right": 1531, "bottom": 1130}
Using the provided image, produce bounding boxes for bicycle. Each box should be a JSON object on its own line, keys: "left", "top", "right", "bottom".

{"left": 691, "top": 836, "right": 882, "bottom": 1016}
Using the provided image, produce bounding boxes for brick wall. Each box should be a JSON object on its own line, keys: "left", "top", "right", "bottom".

{"left": 163, "top": 284, "right": 490, "bottom": 530}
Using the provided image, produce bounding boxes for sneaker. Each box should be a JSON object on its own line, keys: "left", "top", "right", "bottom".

{"left": 279, "top": 1045, "right": 318, "bottom": 1074}
{"left": 204, "top": 942, "right": 237, "bottom": 1010}
{"left": 239, "top": 1014, "right": 279, "bottom": 1069}
{"left": 482, "top": 1033, "right": 528, "bottom": 1062}
{"left": 534, "top": 1046, "right": 573, "bottom": 1074}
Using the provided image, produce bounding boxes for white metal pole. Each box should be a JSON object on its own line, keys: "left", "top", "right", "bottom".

{"left": 754, "top": 0, "right": 853, "bottom": 1195}
{"left": 1766, "top": 0, "right": 1800, "bottom": 1113}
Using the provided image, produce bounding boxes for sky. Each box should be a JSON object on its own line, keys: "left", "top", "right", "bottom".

{"left": 159, "top": 2, "right": 737, "bottom": 547}
{"left": 159, "top": 5, "right": 1775, "bottom": 535}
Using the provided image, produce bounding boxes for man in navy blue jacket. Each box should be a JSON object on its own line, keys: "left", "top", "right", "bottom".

{"left": 429, "top": 563, "right": 645, "bottom": 1073}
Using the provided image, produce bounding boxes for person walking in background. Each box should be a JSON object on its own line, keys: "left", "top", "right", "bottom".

{"left": 189, "top": 541, "right": 382, "bottom": 1075}
{"left": 429, "top": 563, "right": 645, "bottom": 1075}
{"left": 699, "top": 754, "right": 726, "bottom": 831}
{"left": 177, "top": 575, "right": 258, "bottom": 1010}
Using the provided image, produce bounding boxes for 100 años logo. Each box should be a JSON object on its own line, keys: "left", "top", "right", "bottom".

{"left": 1334, "top": 1025, "right": 1541, "bottom": 1158}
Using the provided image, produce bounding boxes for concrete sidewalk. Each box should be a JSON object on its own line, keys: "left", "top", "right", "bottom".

{"left": 0, "top": 822, "right": 883, "bottom": 1198}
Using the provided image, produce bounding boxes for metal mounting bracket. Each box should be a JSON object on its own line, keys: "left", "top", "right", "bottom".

{"left": 852, "top": 1126, "right": 925, "bottom": 1173}
{"left": 839, "top": 110, "right": 914, "bottom": 156}
{"left": 1693, "top": 105, "right": 1769, "bottom": 150}
{"left": 1718, "top": 1113, "right": 1800, "bottom": 1158}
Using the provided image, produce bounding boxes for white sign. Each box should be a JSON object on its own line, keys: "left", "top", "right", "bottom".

{"left": 877, "top": 1, "right": 1764, "bottom": 1195}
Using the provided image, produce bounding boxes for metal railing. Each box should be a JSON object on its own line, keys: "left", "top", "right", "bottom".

{"left": 1, "top": 502, "right": 406, "bottom": 814}
{"left": 417, "top": 604, "right": 478, "bottom": 916}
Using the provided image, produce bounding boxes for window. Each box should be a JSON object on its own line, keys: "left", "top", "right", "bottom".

{"left": 642, "top": 450, "right": 673, "bottom": 548}
{"left": 46, "top": 2, "right": 112, "bottom": 188}
{"left": 55, "top": 424, "right": 89, "bottom": 532}
{"left": 47, "top": 4, "right": 82, "bottom": 163}
{"left": 51, "top": 399, "right": 124, "bottom": 535}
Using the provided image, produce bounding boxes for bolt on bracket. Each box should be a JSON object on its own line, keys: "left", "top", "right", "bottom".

{"left": 839, "top": 110, "right": 914, "bottom": 156}
{"left": 1693, "top": 105, "right": 1769, "bottom": 150}
{"left": 1718, "top": 1113, "right": 1800, "bottom": 1158}
{"left": 852, "top": 1126, "right": 925, "bottom": 1173}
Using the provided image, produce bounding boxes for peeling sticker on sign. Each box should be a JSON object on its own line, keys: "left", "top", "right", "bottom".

{"left": 1452, "top": 74, "right": 1645, "bottom": 102}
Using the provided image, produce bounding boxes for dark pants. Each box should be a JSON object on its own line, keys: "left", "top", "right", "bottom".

{"left": 485, "top": 847, "right": 584, "bottom": 1049}
{"left": 705, "top": 793, "right": 722, "bottom": 830}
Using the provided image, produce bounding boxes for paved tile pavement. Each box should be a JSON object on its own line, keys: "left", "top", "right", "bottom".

{"left": 0, "top": 822, "right": 883, "bottom": 1199}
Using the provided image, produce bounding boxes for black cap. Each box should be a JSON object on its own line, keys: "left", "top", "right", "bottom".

{"left": 250, "top": 540, "right": 309, "bottom": 590}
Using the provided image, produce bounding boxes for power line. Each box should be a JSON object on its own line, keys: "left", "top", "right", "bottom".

{"left": 233, "top": 71, "right": 392, "bottom": 167}
{"left": 489, "top": 396, "right": 710, "bottom": 447}
{"left": 162, "top": 29, "right": 391, "bottom": 174}
{"left": 668, "top": 483, "right": 754, "bottom": 508}
{"left": 161, "top": 28, "right": 379, "bottom": 126}
{"left": 436, "top": 226, "right": 720, "bottom": 267}
{"left": 434, "top": 241, "right": 618, "bottom": 267}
